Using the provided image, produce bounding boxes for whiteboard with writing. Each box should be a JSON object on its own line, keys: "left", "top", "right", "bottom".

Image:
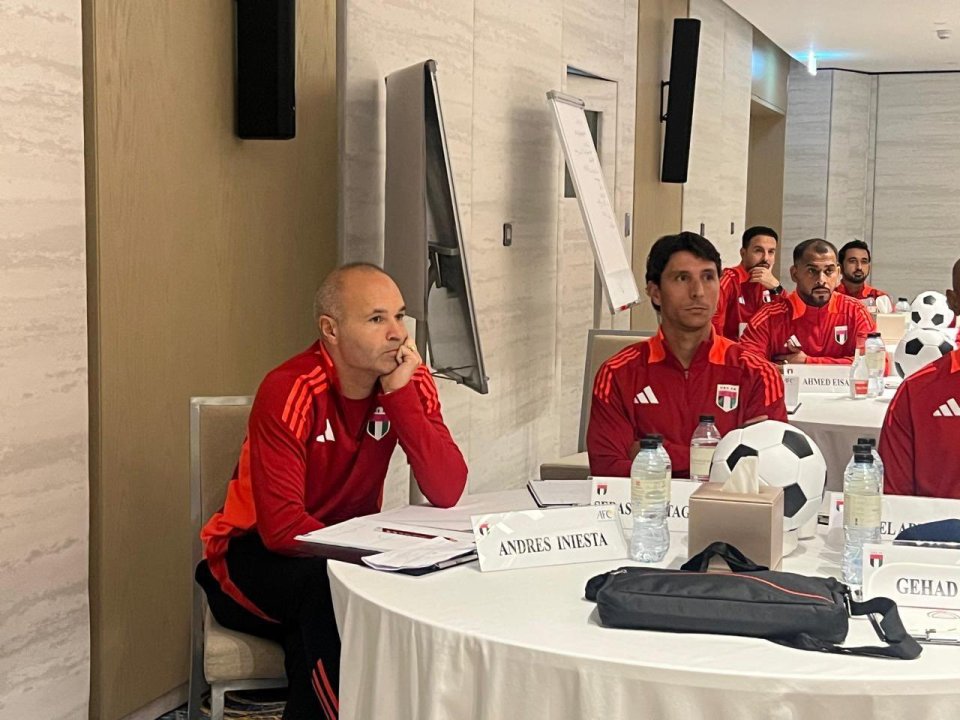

{"left": 547, "top": 90, "right": 640, "bottom": 314}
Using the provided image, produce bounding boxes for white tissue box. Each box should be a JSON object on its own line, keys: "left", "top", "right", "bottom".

{"left": 688, "top": 483, "right": 784, "bottom": 570}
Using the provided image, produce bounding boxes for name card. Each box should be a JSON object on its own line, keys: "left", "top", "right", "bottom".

{"left": 471, "top": 505, "right": 627, "bottom": 572}
{"left": 783, "top": 364, "right": 850, "bottom": 394}
{"left": 862, "top": 542, "right": 960, "bottom": 610}
{"left": 589, "top": 477, "right": 701, "bottom": 532}
{"left": 827, "top": 492, "right": 960, "bottom": 541}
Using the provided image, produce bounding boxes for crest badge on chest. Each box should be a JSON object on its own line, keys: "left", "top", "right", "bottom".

{"left": 715, "top": 383, "right": 739, "bottom": 413}
{"left": 366, "top": 406, "right": 391, "bottom": 441}
{"left": 834, "top": 325, "right": 848, "bottom": 345}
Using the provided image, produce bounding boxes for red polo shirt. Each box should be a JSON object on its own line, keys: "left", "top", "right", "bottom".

{"left": 587, "top": 330, "right": 787, "bottom": 477}
{"left": 713, "top": 264, "right": 789, "bottom": 340}
{"left": 880, "top": 350, "right": 960, "bottom": 499}
{"left": 739, "top": 291, "right": 876, "bottom": 364}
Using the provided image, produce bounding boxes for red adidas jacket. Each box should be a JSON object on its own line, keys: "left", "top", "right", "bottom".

{"left": 739, "top": 291, "right": 876, "bottom": 364}
{"left": 713, "top": 264, "right": 789, "bottom": 340}
{"left": 587, "top": 330, "right": 787, "bottom": 477}
{"left": 880, "top": 349, "right": 960, "bottom": 499}
{"left": 201, "top": 342, "right": 466, "bottom": 618}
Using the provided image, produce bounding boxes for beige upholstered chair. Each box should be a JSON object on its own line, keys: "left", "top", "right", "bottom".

{"left": 539, "top": 329, "right": 651, "bottom": 479}
{"left": 188, "top": 397, "right": 287, "bottom": 720}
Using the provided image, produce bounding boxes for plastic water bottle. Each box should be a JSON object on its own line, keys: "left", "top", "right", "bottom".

{"left": 864, "top": 296, "right": 878, "bottom": 323}
{"left": 849, "top": 352, "right": 869, "bottom": 400}
{"left": 854, "top": 436, "right": 884, "bottom": 480}
{"left": 645, "top": 433, "right": 673, "bottom": 479}
{"left": 689, "top": 415, "right": 720, "bottom": 482}
{"left": 841, "top": 448, "right": 882, "bottom": 585}
{"left": 630, "top": 438, "right": 670, "bottom": 562}
{"left": 864, "top": 331, "right": 885, "bottom": 398}
{"left": 895, "top": 297, "right": 910, "bottom": 314}
{"left": 843, "top": 443, "right": 874, "bottom": 478}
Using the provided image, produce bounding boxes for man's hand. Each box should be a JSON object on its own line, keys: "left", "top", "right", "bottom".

{"left": 380, "top": 338, "right": 423, "bottom": 394}
{"left": 773, "top": 350, "right": 807, "bottom": 365}
{"left": 749, "top": 266, "right": 779, "bottom": 290}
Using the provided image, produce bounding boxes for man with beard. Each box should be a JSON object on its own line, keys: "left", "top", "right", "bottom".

{"left": 712, "top": 226, "right": 788, "bottom": 339}
{"left": 740, "top": 238, "right": 877, "bottom": 364}
{"left": 588, "top": 232, "right": 786, "bottom": 478}
{"left": 835, "top": 239, "right": 893, "bottom": 312}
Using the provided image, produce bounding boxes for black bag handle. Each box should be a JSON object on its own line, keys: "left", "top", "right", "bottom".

{"left": 772, "top": 595, "right": 922, "bottom": 660}
{"left": 681, "top": 541, "right": 769, "bottom": 573}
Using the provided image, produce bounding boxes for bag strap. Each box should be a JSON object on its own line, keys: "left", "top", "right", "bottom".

{"left": 680, "top": 541, "right": 768, "bottom": 573}
{"left": 772, "top": 595, "right": 922, "bottom": 660}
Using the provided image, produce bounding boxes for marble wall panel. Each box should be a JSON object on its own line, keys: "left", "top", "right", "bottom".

{"left": 872, "top": 73, "right": 960, "bottom": 300}
{"left": 825, "top": 71, "right": 873, "bottom": 248}
{"left": 782, "top": 68, "right": 832, "bottom": 283}
{"left": 0, "top": 2, "right": 89, "bottom": 718}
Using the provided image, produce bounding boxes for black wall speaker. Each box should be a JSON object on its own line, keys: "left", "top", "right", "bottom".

{"left": 235, "top": 0, "right": 296, "bottom": 139}
{"left": 660, "top": 18, "right": 700, "bottom": 183}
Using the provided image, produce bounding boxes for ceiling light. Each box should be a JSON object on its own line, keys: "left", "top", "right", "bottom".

{"left": 806, "top": 49, "right": 817, "bottom": 76}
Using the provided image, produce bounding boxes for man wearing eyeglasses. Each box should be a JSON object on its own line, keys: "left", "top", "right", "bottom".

{"left": 739, "top": 238, "right": 877, "bottom": 364}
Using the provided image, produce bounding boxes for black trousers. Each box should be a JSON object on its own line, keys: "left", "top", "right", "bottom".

{"left": 196, "top": 533, "right": 341, "bottom": 720}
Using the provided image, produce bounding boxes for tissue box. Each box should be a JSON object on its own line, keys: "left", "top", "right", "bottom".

{"left": 687, "top": 483, "right": 784, "bottom": 570}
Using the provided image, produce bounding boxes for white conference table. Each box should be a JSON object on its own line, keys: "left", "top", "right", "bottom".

{"left": 328, "top": 490, "right": 959, "bottom": 720}
{"left": 789, "top": 390, "right": 891, "bottom": 492}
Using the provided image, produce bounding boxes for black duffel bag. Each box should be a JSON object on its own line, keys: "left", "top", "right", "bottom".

{"left": 585, "top": 542, "right": 921, "bottom": 659}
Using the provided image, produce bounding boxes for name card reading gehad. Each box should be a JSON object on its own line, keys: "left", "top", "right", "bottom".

{"left": 471, "top": 505, "right": 627, "bottom": 572}
{"left": 862, "top": 542, "right": 960, "bottom": 611}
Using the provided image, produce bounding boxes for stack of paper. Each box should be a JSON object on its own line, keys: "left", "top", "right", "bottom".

{"left": 361, "top": 537, "right": 477, "bottom": 572}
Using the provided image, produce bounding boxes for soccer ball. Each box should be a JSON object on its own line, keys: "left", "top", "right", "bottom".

{"left": 894, "top": 327, "right": 955, "bottom": 378}
{"left": 709, "top": 421, "right": 826, "bottom": 532}
{"left": 911, "top": 291, "right": 955, "bottom": 329}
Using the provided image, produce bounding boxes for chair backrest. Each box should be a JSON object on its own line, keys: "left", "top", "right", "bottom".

{"left": 577, "top": 329, "right": 651, "bottom": 452}
{"left": 190, "top": 396, "right": 253, "bottom": 571}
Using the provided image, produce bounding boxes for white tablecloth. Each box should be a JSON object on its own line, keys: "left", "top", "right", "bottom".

{"left": 790, "top": 392, "right": 891, "bottom": 492}
{"left": 328, "top": 490, "right": 959, "bottom": 720}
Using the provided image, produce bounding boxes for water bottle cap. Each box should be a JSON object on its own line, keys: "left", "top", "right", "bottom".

{"left": 644, "top": 433, "right": 664, "bottom": 442}
{"left": 699, "top": 414, "right": 714, "bottom": 423}
{"left": 857, "top": 437, "right": 876, "bottom": 447}
{"left": 854, "top": 453, "right": 874, "bottom": 464}
{"left": 639, "top": 438, "right": 658, "bottom": 451}
{"left": 867, "top": 332, "right": 881, "bottom": 338}
{"left": 899, "top": 297, "right": 908, "bottom": 301}
{"left": 853, "top": 444, "right": 872, "bottom": 454}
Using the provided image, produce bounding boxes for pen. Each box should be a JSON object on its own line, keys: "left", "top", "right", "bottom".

{"left": 378, "top": 526, "right": 461, "bottom": 543}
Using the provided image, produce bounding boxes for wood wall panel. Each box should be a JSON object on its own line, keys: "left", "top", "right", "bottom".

{"left": 85, "top": 2, "right": 338, "bottom": 717}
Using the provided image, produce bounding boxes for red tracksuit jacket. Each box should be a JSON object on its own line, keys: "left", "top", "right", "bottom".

{"left": 739, "top": 291, "right": 876, "bottom": 364}
{"left": 202, "top": 342, "right": 467, "bottom": 618}
{"left": 880, "top": 349, "right": 960, "bottom": 499}
{"left": 713, "top": 264, "right": 790, "bottom": 340}
{"left": 587, "top": 330, "right": 787, "bottom": 477}
{"left": 835, "top": 281, "right": 891, "bottom": 304}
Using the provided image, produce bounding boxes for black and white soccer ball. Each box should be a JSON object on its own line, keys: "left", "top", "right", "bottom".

{"left": 709, "top": 421, "right": 826, "bottom": 532}
{"left": 894, "top": 327, "right": 955, "bottom": 378}
{"left": 910, "top": 291, "right": 955, "bottom": 329}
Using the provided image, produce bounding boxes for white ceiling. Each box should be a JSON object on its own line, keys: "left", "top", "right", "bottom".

{"left": 725, "top": 0, "right": 960, "bottom": 73}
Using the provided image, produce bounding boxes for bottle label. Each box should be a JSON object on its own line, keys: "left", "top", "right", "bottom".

{"left": 865, "top": 352, "right": 885, "bottom": 374}
{"left": 844, "top": 491, "right": 881, "bottom": 527}
{"left": 690, "top": 446, "right": 715, "bottom": 479}
{"left": 632, "top": 476, "right": 669, "bottom": 510}
{"left": 853, "top": 380, "right": 869, "bottom": 397}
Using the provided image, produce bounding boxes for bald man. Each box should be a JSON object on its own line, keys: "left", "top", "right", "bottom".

{"left": 196, "top": 263, "right": 467, "bottom": 719}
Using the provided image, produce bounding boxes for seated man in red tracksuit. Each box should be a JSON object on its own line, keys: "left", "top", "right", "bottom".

{"left": 740, "top": 238, "right": 878, "bottom": 365}
{"left": 196, "top": 263, "right": 467, "bottom": 720}
{"left": 712, "top": 225, "right": 790, "bottom": 340}
{"left": 588, "top": 231, "right": 787, "bottom": 478}
{"left": 835, "top": 239, "right": 893, "bottom": 312}
{"left": 880, "top": 348, "right": 960, "bottom": 498}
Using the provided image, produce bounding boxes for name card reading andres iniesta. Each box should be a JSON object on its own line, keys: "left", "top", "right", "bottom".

{"left": 471, "top": 505, "right": 627, "bottom": 572}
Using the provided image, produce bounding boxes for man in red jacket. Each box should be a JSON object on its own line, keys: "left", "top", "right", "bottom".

{"left": 880, "top": 348, "right": 960, "bottom": 498}
{"left": 197, "top": 263, "right": 467, "bottom": 720}
{"left": 740, "top": 238, "right": 877, "bottom": 365}
{"left": 712, "top": 225, "right": 789, "bottom": 339}
{"left": 835, "top": 239, "right": 893, "bottom": 312}
{"left": 588, "top": 232, "right": 787, "bottom": 477}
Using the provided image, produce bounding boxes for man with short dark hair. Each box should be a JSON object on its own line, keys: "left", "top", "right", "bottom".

{"left": 740, "top": 238, "right": 877, "bottom": 365}
{"left": 836, "top": 239, "right": 893, "bottom": 311}
{"left": 880, "top": 346, "right": 960, "bottom": 498}
{"left": 196, "top": 263, "right": 467, "bottom": 719}
{"left": 712, "top": 225, "right": 788, "bottom": 339}
{"left": 588, "top": 232, "right": 786, "bottom": 478}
